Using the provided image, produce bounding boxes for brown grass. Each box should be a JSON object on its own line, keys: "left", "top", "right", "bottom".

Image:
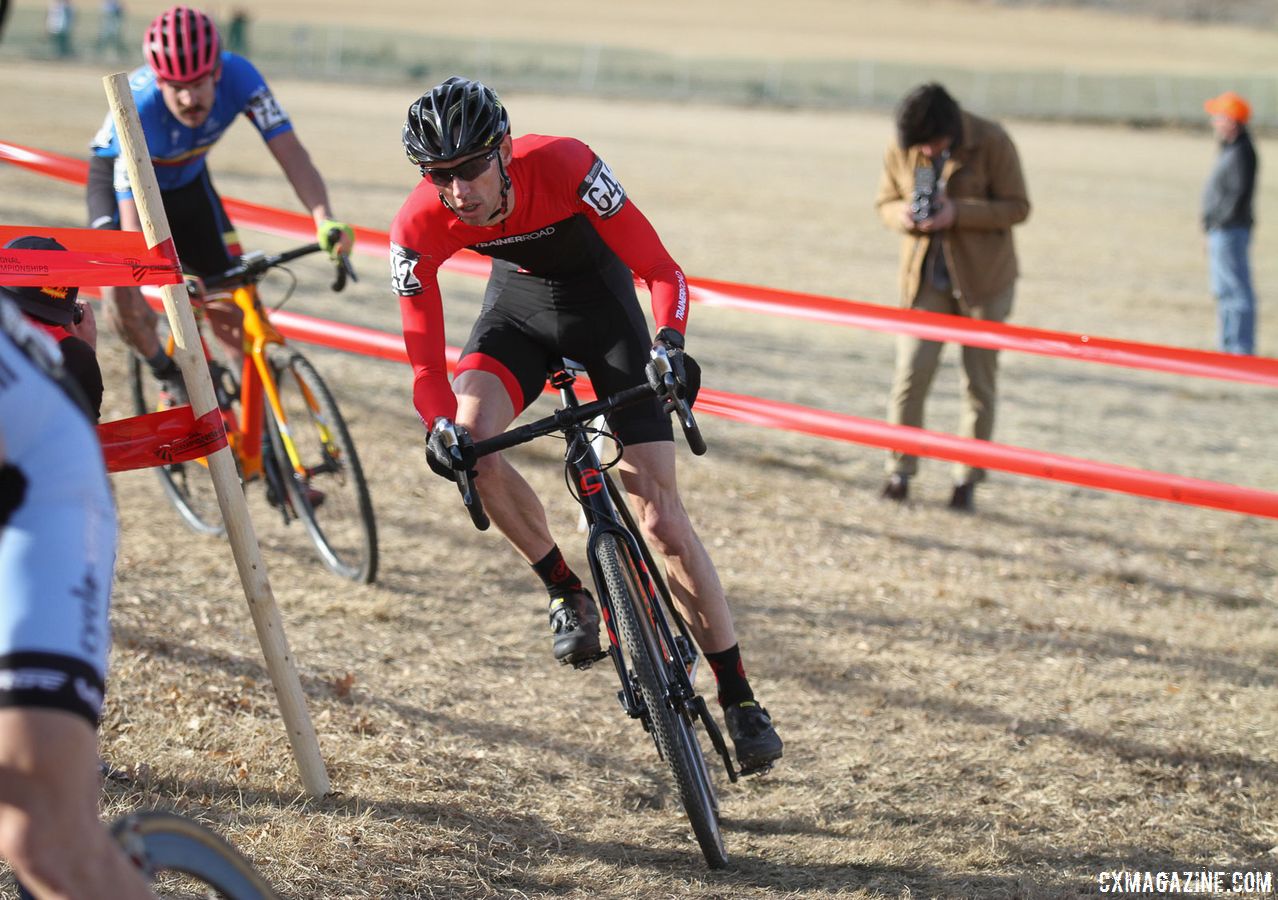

{"left": 220, "top": 0, "right": 1278, "bottom": 75}
{"left": 1, "top": 5, "right": 1278, "bottom": 895}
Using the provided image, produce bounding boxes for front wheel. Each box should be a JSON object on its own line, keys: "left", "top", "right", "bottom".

{"left": 596, "top": 533, "right": 727, "bottom": 868}
{"left": 264, "top": 345, "right": 378, "bottom": 583}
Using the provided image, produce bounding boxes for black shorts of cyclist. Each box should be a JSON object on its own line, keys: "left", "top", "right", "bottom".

{"left": 86, "top": 155, "right": 237, "bottom": 277}
{"left": 460, "top": 257, "right": 673, "bottom": 446}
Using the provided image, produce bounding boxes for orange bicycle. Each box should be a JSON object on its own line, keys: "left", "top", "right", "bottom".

{"left": 128, "top": 241, "right": 378, "bottom": 583}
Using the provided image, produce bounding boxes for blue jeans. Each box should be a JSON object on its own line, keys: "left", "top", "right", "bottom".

{"left": 1207, "top": 226, "right": 1256, "bottom": 355}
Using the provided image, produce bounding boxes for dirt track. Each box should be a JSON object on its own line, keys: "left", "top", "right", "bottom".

{"left": 1, "top": 5, "right": 1278, "bottom": 896}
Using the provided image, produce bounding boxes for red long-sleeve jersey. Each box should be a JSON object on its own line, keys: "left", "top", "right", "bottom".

{"left": 389, "top": 134, "right": 688, "bottom": 426}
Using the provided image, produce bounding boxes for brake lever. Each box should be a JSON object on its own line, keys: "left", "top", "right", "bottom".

{"left": 331, "top": 255, "right": 357, "bottom": 292}
{"left": 650, "top": 346, "right": 707, "bottom": 456}
{"left": 455, "top": 467, "right": 489, "bottom": 530}
{"left": 435, "top": 422, "right": 489, "bottom": 531}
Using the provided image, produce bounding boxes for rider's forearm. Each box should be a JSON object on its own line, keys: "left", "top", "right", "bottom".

{"left": 269, "top": 132, "right": 335, "bottom": 224}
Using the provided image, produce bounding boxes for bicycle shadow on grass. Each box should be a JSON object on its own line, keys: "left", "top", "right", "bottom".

{"left": 110, "top": 623, "right": 676, "bottom": 782}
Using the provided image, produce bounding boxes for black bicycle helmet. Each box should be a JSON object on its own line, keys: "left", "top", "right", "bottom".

{"left": 402, "top": 76, "right": 510, "bottom": 167}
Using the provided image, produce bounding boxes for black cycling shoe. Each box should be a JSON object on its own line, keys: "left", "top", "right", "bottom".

{"left": 724, "top": 700, "right": 783, "bottom": 773}
{"left": 548, "top": 589, "right": 602, "bottom": 665}
{"left": 158, "top": 375, "right": 189, "bottom": 408}
{"left": 149, "top": 353, "right": 189, "bottom": 408}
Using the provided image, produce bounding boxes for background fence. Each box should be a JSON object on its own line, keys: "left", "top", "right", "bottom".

{"left": 3, "top": 6, "right": 1276, "bottom": 128}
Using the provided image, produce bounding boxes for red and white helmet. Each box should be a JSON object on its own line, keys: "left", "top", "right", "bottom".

{"left": 143, "top": 6, "right": 221, "bottom": 82}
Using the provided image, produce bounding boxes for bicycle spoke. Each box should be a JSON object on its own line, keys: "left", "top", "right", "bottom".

{"left": 266, "top": 345, "right": 378, "bottom": 583}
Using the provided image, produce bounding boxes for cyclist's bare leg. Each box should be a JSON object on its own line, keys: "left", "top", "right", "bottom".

{"left": 204, "top": 301, "right": 246, "bottom": 368}
{"left": 103, "top": 284, "right": 162, "bottom": 359}
{"left": 0, "top": 709, "right": 155, "bottom": 899}
{"left": 616, "top": 441, "right": 738, "bottom": 654}
{"left": 104, "top": 199, "right": 163, "bottom": 360}
{"left": 452, "top": 369, "right": 556, "bottom": 563}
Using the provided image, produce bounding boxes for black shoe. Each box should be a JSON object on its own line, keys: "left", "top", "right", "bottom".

{"left": 149, "top": 353, "right": 189, "bottom": 408}
{"left": 548, "top": 589, "right": 601, "bottom": 665}
{"left": 948, "top": 482, "right": 976, "bottom": 513}
{"left": 724, "top": 700, "right": 783, "bottom": 773}
{"left": 880, "top": 474, "right": 909, "bottom": 502}
{"left": 158, "top": 374, "right": 189, "bottom": 408}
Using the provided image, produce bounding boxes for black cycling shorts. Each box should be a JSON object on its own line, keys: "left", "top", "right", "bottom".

{"left": 458, "top": 257, "right": 672, "bottom": 446}
{"left": 86, "top": 155, "right": 238, "bottom": 277}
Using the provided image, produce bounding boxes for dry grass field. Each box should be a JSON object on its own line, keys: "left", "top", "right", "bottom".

{"left": 2, "top": 2, "right": 1278, "bottom": 897}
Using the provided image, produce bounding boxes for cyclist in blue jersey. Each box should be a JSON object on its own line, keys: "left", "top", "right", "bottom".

{"left": 0, "top": 293, "right": 154, "bottom": 898}
{"left": 87, "top": 4, "right": 354, "bottom": 393}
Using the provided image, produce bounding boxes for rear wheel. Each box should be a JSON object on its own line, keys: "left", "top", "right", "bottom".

{"left": 264, "top": 345, "right": 378, "bottom": 583}
{"left": 596, "top": 533, "right": 727, "bottom": 868}
{"left": 128, "top": 349, "right": 232, "bottom": 536}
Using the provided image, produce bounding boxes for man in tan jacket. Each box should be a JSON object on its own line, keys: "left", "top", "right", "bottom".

{"left": 875, "top": 82, "right": 1030, "bottom": 511}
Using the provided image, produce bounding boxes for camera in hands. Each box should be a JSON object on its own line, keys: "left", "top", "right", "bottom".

{"left": 910, "top": 164, "right": 941, "bottom": 223}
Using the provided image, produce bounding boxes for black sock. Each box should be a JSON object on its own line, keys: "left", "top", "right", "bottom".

{"left": 145, "top": 348, "right": 178, "bottom": 380}
{"left": 531, "top": 546, "right": 583, "bottom": 596}
{"left": 706, "top": 644, "right": 755, "bottom": 708}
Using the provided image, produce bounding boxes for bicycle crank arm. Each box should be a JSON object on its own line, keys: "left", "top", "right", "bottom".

{"left": 691, "top": 694, "right": 740, "bottom": 783}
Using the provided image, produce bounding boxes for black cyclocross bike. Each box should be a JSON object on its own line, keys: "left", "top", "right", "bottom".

{"left": 435, "top": 347, "right": 764, "bottom": 869}
{"left": 17, "top": 810, "right": 278, "bottom": 899}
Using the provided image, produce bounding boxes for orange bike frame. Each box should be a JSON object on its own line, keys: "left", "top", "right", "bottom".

{"left": 166, "top": 283, "right": 312, "bottom": 483}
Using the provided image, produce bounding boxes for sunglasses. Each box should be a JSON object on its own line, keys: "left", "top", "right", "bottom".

{"left": 422, "top": 147, "right": 500, "bottom": 187}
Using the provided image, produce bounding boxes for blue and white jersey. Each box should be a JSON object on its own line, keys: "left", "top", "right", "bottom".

{"left": 0, "top": 297, "right": 116, "bottom": 726}
{"left": 89, "top": 52, "right": 294, "bottom": 199}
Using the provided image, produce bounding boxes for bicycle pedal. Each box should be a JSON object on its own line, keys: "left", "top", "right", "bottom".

{"left": 562, "top": 649, "right": 608, "bottom": 670}
{"left": 738, "top": 759, "right": 777, "bottom": 778}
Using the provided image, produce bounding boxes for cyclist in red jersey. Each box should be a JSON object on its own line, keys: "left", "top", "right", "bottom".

{"left": 391, "top": 77, "right": 781, "bottom": 771}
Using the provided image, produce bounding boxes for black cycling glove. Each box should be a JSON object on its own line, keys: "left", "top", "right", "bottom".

{"left": 0, "top": 464, "right": 28, "bottom": 529}
{"left": 647, "top": 327, "right": 700, "bottom": 411}
{"left": 425, "top": 419, "right": 476, "bottom": 480}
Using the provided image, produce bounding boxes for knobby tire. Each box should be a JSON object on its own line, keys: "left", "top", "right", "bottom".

{"left": 15, "top": 811, "right": 278, "bottom": 900}
{"left": 112, "top": 810, "right": 279, "bottom": 899}
{"left": 596, "top": 533, "right": 728, "bottom": 868}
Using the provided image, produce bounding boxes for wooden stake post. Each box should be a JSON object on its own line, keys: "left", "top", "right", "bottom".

{"left": 103, "top": 72, "right": 330, "bottom": 796}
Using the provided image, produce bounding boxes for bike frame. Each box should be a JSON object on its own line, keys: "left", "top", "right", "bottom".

{"left": 164, "top": 274, "right": 325, "bottom": 488}
{"left": 542, "top": 371, "right": 738, "bottom": 780}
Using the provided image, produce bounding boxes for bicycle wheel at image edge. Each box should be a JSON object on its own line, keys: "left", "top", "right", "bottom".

{"left": 265, "top": 344, "right": 378, "bottom": 583}
{"left": 112, "top": 811, "right": 279, "bottom": 899}
{"left": 596, "top": 533, "right": 728, "bottom": 868}
{"left": 128, "top": 352, "right": 227, "bottom": 536}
